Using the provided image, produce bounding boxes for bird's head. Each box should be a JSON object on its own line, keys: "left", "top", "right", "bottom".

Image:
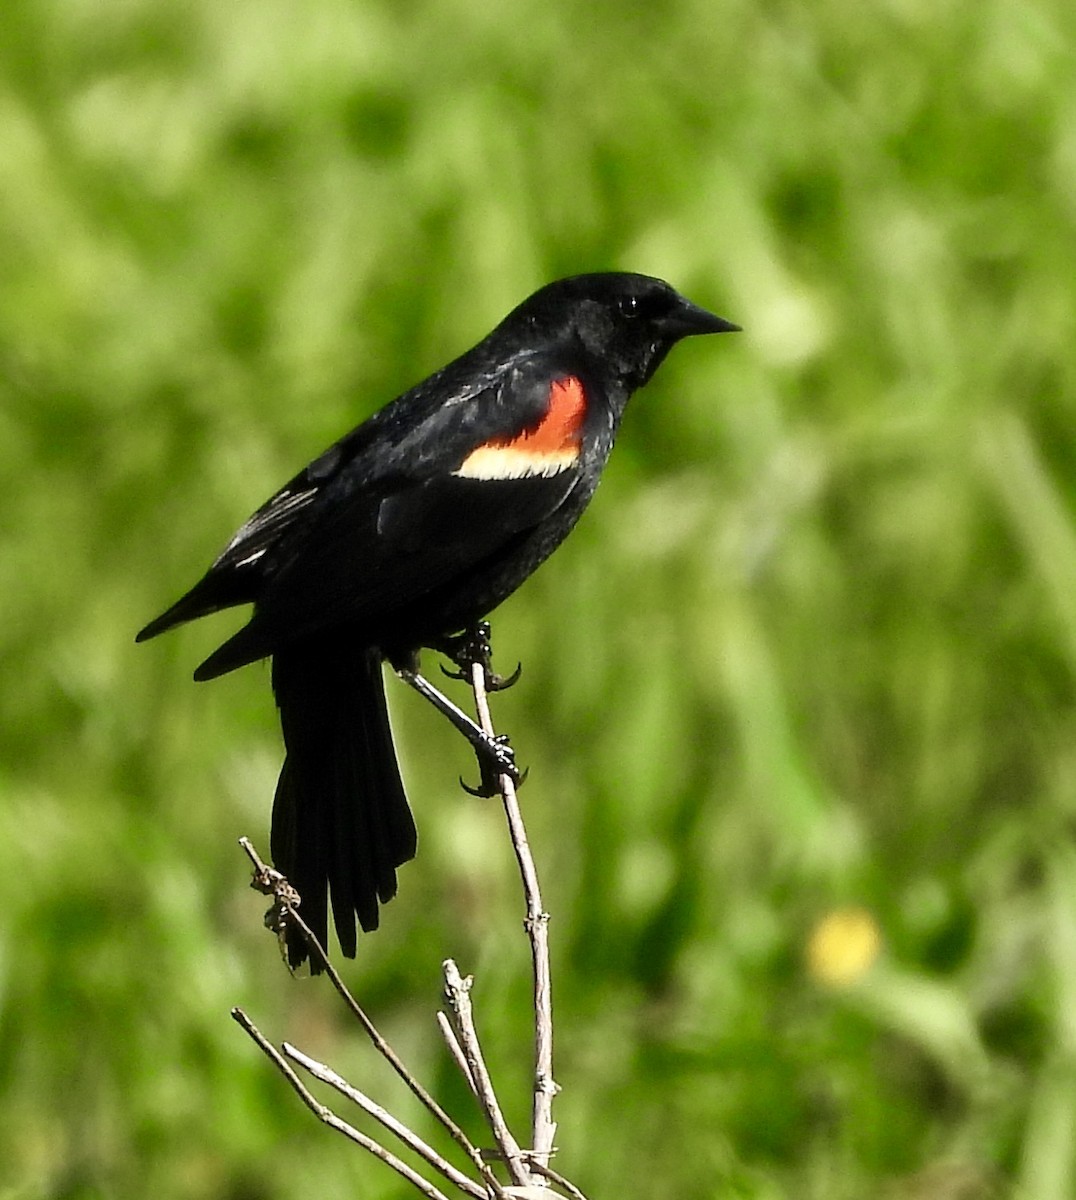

{"left": 509, "top": 272, "right": 739, "bottom": 392}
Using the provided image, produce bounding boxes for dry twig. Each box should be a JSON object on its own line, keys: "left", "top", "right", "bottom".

{"left": 282, "top": 1042, "right": 486, "bottom": 1200}
{"left": 231, "top": 1007, "right": 452, "bottom": 1200}
{"left": 469, "top": 658, "right": 558, "bottom": 1166}
{"left": 238, "top": 837, "right": 507, "bottom": 1199}
{"left": 442, "top": 959, "right": 528, "bottom": 1187}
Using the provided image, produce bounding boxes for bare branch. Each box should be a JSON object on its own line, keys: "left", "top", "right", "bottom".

{"left": 438, "top": 1011, "right": 479, "bottom": 1096}
{"left": 283, "top": 1043, "right": 487, "bottom": 1200}
{"left": 238, "top": 837, "right": 508, "bottom": 1200}
{"left": 442, "top": 959, "right": 529, "bottom": 1189}
{"left": 469, "top": 662, "right": 558, "bottom": 1165}
{"left": 231, "top": 1008, "right": 452, "bottom": 1200}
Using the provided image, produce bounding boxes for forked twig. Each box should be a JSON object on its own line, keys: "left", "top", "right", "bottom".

{"left": 238, "top": 837, "right": 508, "bottom": 1200}
{"left": 442, "top": 959, "right": 528, "bottom": 1188}
{"left": 231, "top": 1007, "right": 452, "bottom": 1200}
{"left": 282, "top": 1043, "right": 486, "bottom": 1200}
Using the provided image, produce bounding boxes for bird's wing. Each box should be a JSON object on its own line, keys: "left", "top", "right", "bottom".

{"left": 191, "top": 354, "right": 595, "bottom": 675}
{"left": 136, "top": 349, "right": 560, "bottom": 641}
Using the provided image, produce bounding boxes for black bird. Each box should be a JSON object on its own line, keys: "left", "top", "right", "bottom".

{"left": 137, "top": 272, "right": 738, "bottom": 968}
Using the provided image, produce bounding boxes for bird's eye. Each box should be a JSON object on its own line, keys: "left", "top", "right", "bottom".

{"left": 617, "top": 295, "right": 640, "bottom": 318}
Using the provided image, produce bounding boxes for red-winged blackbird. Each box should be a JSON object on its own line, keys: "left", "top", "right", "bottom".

{"left": 138, "top": 272, "right": 738, "bottom": 968}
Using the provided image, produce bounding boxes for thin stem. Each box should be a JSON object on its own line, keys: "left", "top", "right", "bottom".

{"left": 231, "top": 1008, "right": 451, "bottom": 1200}
{"left": 437, "top": 1011, "right": 478, "bottom": 1096}
{"left": 442, "top": 960, "right": 530, "bottom": 1189}
{"left": 283, "top": 1043, "right": 486, "bottom": 1200}
{"left": 238, "top": 837, "right": 508, "bottom": 1200}
{"left": 469, "top": 663, "right": 558, "bottom": 1167}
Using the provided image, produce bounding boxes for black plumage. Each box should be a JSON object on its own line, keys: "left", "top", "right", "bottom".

{"left": 137, "top": 272, "right": 737, "bottom": 967}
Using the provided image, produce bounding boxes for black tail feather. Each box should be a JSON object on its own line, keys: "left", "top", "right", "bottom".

{"left": 270, "top": 637, "right": 417, "bottom": 971}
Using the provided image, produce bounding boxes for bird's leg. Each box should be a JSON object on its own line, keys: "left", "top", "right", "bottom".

{"left": 436, "top": 622, "right": 523, "bottom": 691}
{"left": 394, "top": 657, "right": 521, "bottom": 794}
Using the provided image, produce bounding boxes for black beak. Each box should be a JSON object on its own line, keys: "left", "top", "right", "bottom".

{"left": 665, "top": 297, "right": 741, "bottom": 338}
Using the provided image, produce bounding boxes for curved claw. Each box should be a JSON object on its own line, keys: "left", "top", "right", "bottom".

{"left": 460, "top": 774, "right": 497, "bottom": 798}
{"left": 460, "top": 731, "right": 522, "bottom": 796}
{"left": 487, "top": 661, "right": 523, "bottom": 692}
{"left": 440, "top": 663, "right": 468, "bottom": 682}
{"left": 459, "top": 760, "right": 526, "bottom": 797}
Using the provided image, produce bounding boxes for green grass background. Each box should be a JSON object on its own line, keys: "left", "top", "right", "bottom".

{"left": 2, "top": 1, "right": 1075, "bottom": 1197}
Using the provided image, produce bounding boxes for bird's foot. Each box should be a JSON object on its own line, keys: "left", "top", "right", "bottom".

{"left": 438, "top": 622, "right": 522, "bottom": 691}
{"left": 460, "top": 733, "right": 527, "bottom": 797}
{"left": 397, "top": 665, "right": 525, "bottom": 792}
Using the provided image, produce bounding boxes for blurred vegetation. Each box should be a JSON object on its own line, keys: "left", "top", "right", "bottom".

{"left": 2, "top": 0, "right": 1075, "bottom": 1197}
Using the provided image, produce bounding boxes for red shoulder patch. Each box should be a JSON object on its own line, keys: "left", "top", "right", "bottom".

{"left": 503, "top": 375, "right": 587, "bottom": 454}
{"left": 455, "top": 375, "right": 587, "bottom": 480}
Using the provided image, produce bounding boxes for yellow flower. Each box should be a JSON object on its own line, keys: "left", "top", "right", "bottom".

{"left": 806, "top": 907, "right": 882, "bottom": 987}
